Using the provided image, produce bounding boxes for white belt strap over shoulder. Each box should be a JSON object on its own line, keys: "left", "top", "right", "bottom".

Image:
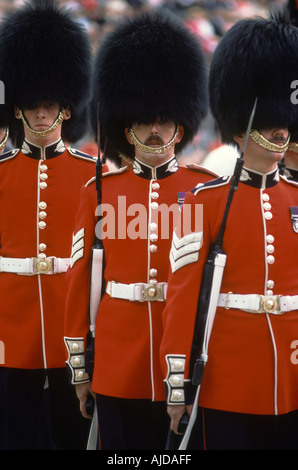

{"left": 106, "top": 281, "right": 167, "bottom": 302}
{"left": 0, "top": 256, "right": 70, "bottom": 275}
{"left": 218, "top": 293, "right": 298, "bottom": 314}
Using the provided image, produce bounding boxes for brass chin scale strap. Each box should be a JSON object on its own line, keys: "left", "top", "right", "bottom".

{"left": 288, "top": 141, "right": 298, "bottom": 153}
{"left": 128, "top": 125, "right": 179, "bottom": 154}
{"left": 0, "top": 127, "right": 9, "bottom": 150}
{"left": 249, "top": 129, "right": 290, "bottom": 153}
{"left": 17, "top": 107, "right": 65, "bottom": 137}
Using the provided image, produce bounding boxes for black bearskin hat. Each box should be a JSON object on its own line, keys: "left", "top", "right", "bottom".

{"left": 92, "top": 10, "right": 208, "bottom": 159}
{"left": 0, "top": 0, "right": 92, "bottom": 134}
{"left": 209, "top": 15, "right": 298, "bottom": 145}
{"left": 286, "top": 0, "right": 298, "bottom": 25}
{"left": 278, "top": 1, "right": 298, "bottom": 141}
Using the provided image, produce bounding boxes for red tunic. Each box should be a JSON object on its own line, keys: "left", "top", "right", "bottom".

{"left": 0, "top": 139, "right": 96, "bottom": 369}
{"left": 160, "top": 167, "right": 298, "bottom": 415}
{"left": 64, "top": 156, "right": 216, "bottom": 401}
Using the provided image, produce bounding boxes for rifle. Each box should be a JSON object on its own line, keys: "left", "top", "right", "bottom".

{"left": 178, "top": 98, "right": 258, "bottom": 450}
{"left": 85, "top": 104, "right": 105, "bottom": 377}
{"left": 85, "top": 105, "right": 105, "bottom": 450}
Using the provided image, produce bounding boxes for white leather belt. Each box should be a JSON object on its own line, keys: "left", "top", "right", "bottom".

{"left": 0, "top": 256, "right": 70, "bottom": 275}
{"left": 106, "top": 281, "right": 167, "bottom": 302}
{"left": 218, "top": 292, "right": 298, "bottom": 315}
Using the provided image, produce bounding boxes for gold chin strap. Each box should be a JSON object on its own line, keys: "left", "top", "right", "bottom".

{"left": 0, "top": 127, "right": 9, "bottom": 151}
{"left": 288, "top": 141, "right": 298, "bottom": 153}
{"left": 16, "top": 107, "right": 65, "bottom": 137}
{"left": 128, "top": 124, "right": 179, "bottom": 154}
{"left": 249, "top": 129, "right": 290, "bottom": 153}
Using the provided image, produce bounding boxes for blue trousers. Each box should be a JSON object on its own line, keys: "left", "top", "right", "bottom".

{"left": 96, "top": 394, "right": 169, "bottom": 450}
{"left": 0, "top": 367, "right": 90, "bottom": 450}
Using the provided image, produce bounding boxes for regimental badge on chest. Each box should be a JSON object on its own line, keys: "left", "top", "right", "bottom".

{"left": 290, "top": 207, "right": 298, "bottom": 233}
{"left": 178, "top": 192, "right": 186, "bottom": 209}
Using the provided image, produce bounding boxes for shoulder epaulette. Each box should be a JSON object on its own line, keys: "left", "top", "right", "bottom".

{"left": 0, "top": 148, "right": 19, "bottom": 163}
{"left": 68, "top": 147, "right": 96, "bottom": 162}
{"left": 186, "top": 163, "right": 219, "bottom": 178}
{"left": 85, "top": 166, "right": 128, "bottom": 188}
{"left": 280, "top": 174, "right": 298, "bottom": 187}
{"left": 191, "top": 175, "right": 231, "bottom": 196}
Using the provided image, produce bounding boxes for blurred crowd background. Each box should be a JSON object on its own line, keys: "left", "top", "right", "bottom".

{"left": 0, "top": 0, "right": 288, "bottom": 168}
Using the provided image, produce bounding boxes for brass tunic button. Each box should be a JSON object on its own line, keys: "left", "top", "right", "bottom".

{"left": 40, "top": 182, "right": 47, "bottom": 189}
{"left": 149, "top": 222, "right": 158, "bottom": 231}
{"left": 39, "top": 243, "right": 47, "bottom": 252}
{"left": 39, "top": 202, "right": 47, "bottom": 210}
{"left": 172, "top": 375, "right": 183, "bottom": 386}
{"left": 172, "top": 390, "right": 183, "bottom": 401}
{"left": 264, "top": 212, "right": 273, "bottom": 220}
{"left": 267, "top": 280, "right": 274, "bottom": 289}
{"left": 38, "top": 221, "right": 46, "bottom": 230}
{"left": 150, "top": 268, "right": 158, "bottom": 277}
{"left": 266, "top": 234, "right": 274, "bottom": 244}
{"left": 263, "top": 202, "right": 271, "bottom": 211}
{"left": 173, "top": 360, "right": 183, "bottom": 371}
{"left": 39, "top": 211, "right": 47, "bottom": 220}
{"left": 73, "top": 357, "right": 81, "bottom": 366}
{"left": 40, "top": 173, "right": 48, "bottom": 181}
{"left": 149, "top": 233, "right": 158, "bottom": 242}
{"left": 71, "top": 343, "right": 79, "bottom": 353}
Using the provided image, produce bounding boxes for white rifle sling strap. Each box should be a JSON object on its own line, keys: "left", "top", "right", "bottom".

{"left": 89, "top": 246, "right": 104, "bottom": 337}
{"left": 179, "top": 252, "right": 227, "bottom": 450}
{"left": 87, "top": 406, "right": 98, "bottom": 450}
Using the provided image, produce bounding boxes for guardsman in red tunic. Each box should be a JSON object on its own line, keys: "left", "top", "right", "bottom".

{"left": 0, "top": 0, "right": 96, "bottom": 450}
{"left": 160, "top": 15, "right": 298, "bottom": 450}
{"left": 64, "top": 11, "right": 216, "bottom": 450}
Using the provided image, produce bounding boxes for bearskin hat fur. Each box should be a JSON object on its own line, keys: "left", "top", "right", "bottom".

{"left": 0, "top": 0, "right": 92, "bottom": 134}
{"left": 209, "top": 15, "right": 298, "bottom": 145}
{"left": 92, "top": 10, "right": 208, "bottom": 158}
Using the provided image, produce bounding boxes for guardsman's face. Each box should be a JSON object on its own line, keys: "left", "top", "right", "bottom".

{"left": 14, "top": 101, "right": 71, "bottom": 146}
{"left": 125, "top": 118, "right": 184, "bottom": 167}
{"left": 21, "top": 101, "right": 61, "bottom": 132}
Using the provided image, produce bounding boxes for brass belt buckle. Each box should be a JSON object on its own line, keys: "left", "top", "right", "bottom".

{"left": 142, "top": 284, "right": 165, "bottom": 302}
{"left": 33, "top": 257, "right": 54, "bottom": 274}
{"left": 259, "top": 295, "right": 281, "bottom": 314}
